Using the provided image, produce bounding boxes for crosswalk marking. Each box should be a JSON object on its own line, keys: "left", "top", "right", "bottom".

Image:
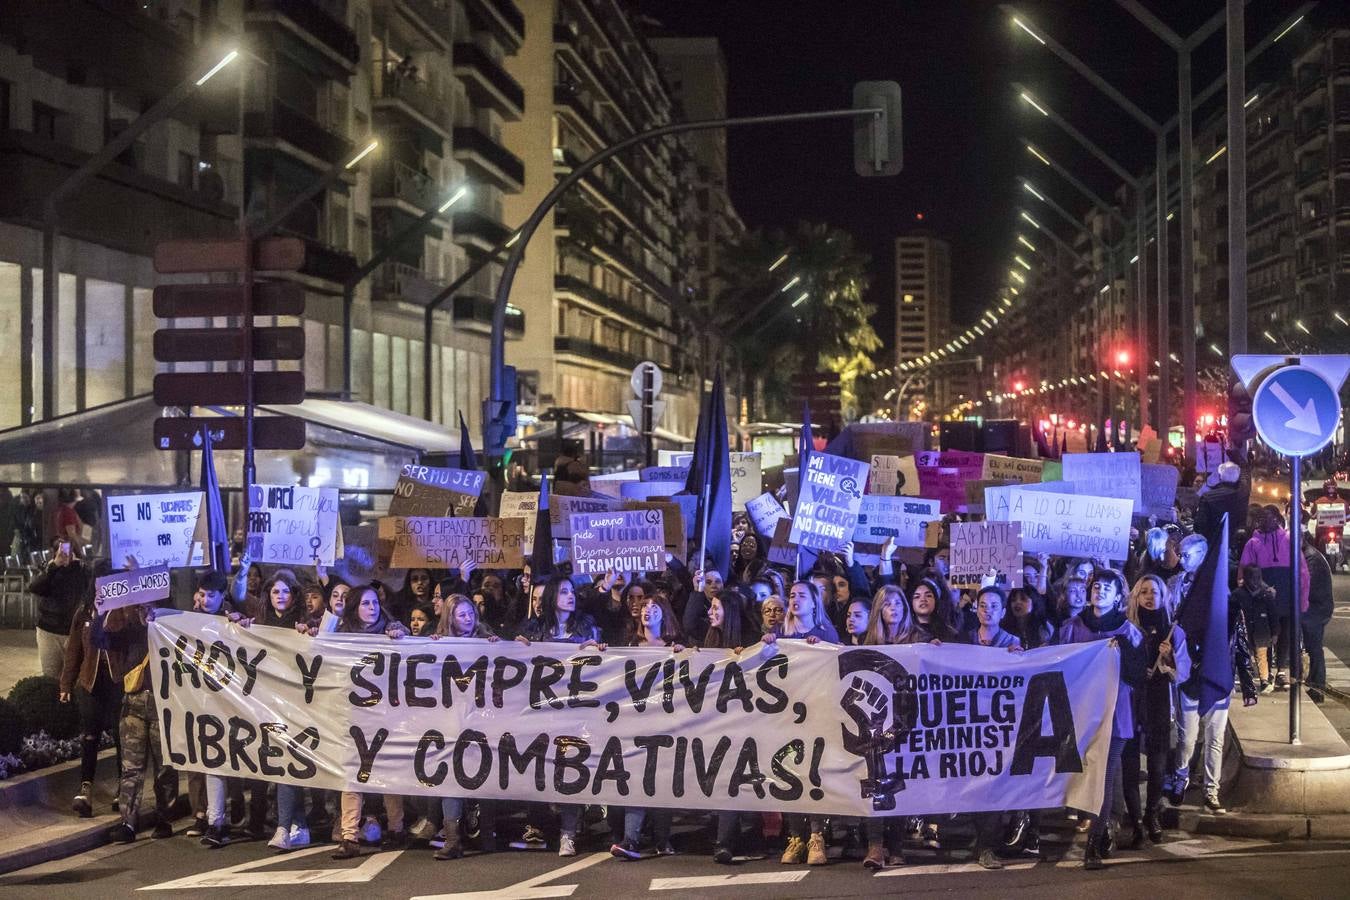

{"left": 649, "top": 872, "right": 810, "bottom": 890}
{"left": 139, "top": 845, "right": 403, "bottom": 890}
{"left": 409, "top": 851, "right": 612, "bottom": 900}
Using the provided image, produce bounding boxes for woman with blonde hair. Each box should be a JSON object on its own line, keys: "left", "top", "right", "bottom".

{"left": 863, "top": 584, "right": 914, "bottom": 648}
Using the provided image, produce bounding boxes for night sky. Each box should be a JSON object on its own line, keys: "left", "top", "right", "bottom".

{"left": 640, "top": 0, "right": 1330, "bottom": 347}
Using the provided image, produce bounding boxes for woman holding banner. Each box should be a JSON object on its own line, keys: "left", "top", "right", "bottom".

{"left": 859, "top": 585, "right": 911, "bottom": 870}
{"left": 905, "top": 578, "right": 957, "bottom": 645}
{"left": 512, "top": 575, "right": 602, "bottom": 856}
{"left": 1004, "top": 588, "right": 1053, "bottom": 649}
{"left": 1056, "top": 570, "right": 1146, "bottom": 870}
{"left": 331, "top": 585, "right": 410, "bottom": 860}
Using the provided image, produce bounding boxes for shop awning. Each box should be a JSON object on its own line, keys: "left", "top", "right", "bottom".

{"left": 0, "top": 395, "right": 461, "bottom": 491}
{"left": 520, "top": 409, "right": 693, "bottom": 447}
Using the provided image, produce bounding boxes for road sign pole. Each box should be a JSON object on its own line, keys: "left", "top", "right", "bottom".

{"left": 642, "top": 367, "right": 654, "bottom": 469}
{"left": 1290, "top": 452, "right": 1303, "bottom": 745}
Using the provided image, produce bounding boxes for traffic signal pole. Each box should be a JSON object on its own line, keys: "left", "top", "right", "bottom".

{"left": 484, "top": 104, "right": 894, "bottom": 497}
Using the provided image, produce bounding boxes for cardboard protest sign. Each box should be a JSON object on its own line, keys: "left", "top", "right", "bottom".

{"left": 916, "top": 450, "right": 984, "bottom": 472}
{"left": 246, "top": 484, "right": 341, "bottom": 566}
{"left": 550, "top": 494, "right": 623, "bottom": 540}
{"left": 152, "top": 610, "right": 1119, "bottom": 817}
{"left": 94, "top": 566, "right": 171, "bottom": 613}
{"left": 768, "top": 517, "right": 799, "bottom": 567}
{"left": 984, "top": 480, "right": 1076, "bottom": 522}
{"left": 621, "top": 500, "right": 685, "bottom": 558}
{"left": 918, "top": 466, "right": 968, "bottom": 514}
{"left": 640, "top": 466, "right": 689, "bottom": 483}
{"left": 1140, "top": 464, "right": 1180, "bottom": 522}
{"left": 789, "top": 451, "right": 869, "bottom": 552}
{"left": 729, "top": 452, "right": 762, "bottom": 512}
{"left": 850, "top": 421, "right": 928, "bottom": 458}
{"left": 1008, "top": 488, "right": 1133, "bottom": 560}
{"left": 1063, "top": 452, "right": 1142, "bottom": 511}
{"left": 852, "top": 496, "right": 942, "bottom": 564}
{"left": 499, "top": 491, "right": 539, "bottom": 555}
{"left": 982, "top": 455, "right": 1045, "bottom": 484}
{"left": 390, "top": 465, "right": 483, "bottom": 517}
{"left": 107, "top": 491, "right": 206, "bottom": 568}
{"left": 868, "top": 454, "right": 920, "bottom": 496}
{"left": 965, "top": 479, "right": 1013, "bottom": 516}
{"left": 570, "top": 508, "right": 665, "bottom": 575}
{"left": 384, "top": 517, "right": 524, "bottom": 569}
{"left": 335, "top": 523, "right": 405, "bottom": 590}
{"left": 1317, "top": 502, "right": 1347, "bottom": 529}
{"left": 950, "top": 522, "right": 1024, "bottom": 589}
{"left": 745, "top": 492, "right": 788, "bottom": 537}
{"left": 1196, "top": 439, "right": 1224, "bottom": 474}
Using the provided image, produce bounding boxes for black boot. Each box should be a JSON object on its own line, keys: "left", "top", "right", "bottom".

{"left": 1144, "top": 807, "right": 1163, "bottom": 843}
{"left": 1128, "top": 817, "right": 1145, "bottom": 850}
{"left": 1083, "top": 833, "right": 1104, "bottom": 871}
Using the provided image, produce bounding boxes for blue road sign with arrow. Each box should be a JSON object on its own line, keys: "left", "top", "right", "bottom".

{"left": 1251, "top": 364, "right": 1341, "bottom": 457}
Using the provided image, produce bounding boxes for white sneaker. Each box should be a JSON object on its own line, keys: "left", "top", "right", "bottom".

{"left": 267, "top": 826, "right": 291, "bottom": 851}
{"left": 361, "top": 818, "right": 382, "bottom": 844}
{"left": 288, "top": 825, "right": 310, "bottom": 848}
{"left": 558, "top": 833, "right": 577, "bottom": 857}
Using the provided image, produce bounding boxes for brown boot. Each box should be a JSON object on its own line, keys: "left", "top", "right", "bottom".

{"left": 434, "top": 822, "right": 462, "bottom": 860}
{"left": 807, "top": 832, "right": 828, "bottom": 865}
{"left": 863, "top": 840, "right": 885, "bottom": 869}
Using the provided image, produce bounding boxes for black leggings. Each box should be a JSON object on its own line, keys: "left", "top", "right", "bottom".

{"left": 1121, "top": 737, "right": 1169, "bottom": 818}
{"left": 76, "top": 669, "right": 123, "bottom": 784}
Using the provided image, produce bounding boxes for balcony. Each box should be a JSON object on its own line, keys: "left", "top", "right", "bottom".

{"left": 246, "top": 99, "right": 354, "bottom": 169}
{"left": 452, "top": 292, "right": 524, "bottom": 337}
{"left": 246, "top": 0, "right": 360, "bottom": 70}
{"left": 372, "top": 160, "right": 442, "bottom": 214}
{"left": 554, "top": 274, "right": 667, "bottom": 334}
{"left": 554, "top": 336, "right": 639, "bottom": 373}
{"left": 1297, "top": 68, "right": 1326, "bottom": 100}
{"left": 453, "top": 43, "right": 524, "bottom": 120}
{"left": 464, "top": 0, "right": 524, "bottom": 49}
{"left": 372, "top": 262, "right": 448, "bottom": 305}
{"left": 554, "top": 84, "right": 613, "bottom": 147}
{"left": 1296, "top": 166, "right": 1326, "bottom": 191}
{"left": 374, "top": 70, "right": 451, "bottom": 141}
{"left": 1248, "top": 157, "right": 1282, "bottom": 187}
{"left": 453, "top": 126, "right": 524, "bottom": 193}
{"left": 391, "top": 0, "right": 452, "bottom": 49}
{"left": 453, "top": 209, "right": 513, "bottom": 254}
{"left": 1297, "top": 110, "right": 1329, "bottom": 142}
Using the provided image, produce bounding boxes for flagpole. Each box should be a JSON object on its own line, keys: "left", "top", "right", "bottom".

{"left": 698, "top": 483, "right": 711, "bottom": 574}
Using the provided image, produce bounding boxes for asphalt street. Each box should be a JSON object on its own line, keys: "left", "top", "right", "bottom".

{"left": 2, "top": 815, "right": 1348, "bottom": 899}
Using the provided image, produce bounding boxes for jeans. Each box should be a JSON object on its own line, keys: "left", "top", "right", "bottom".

{"left": 622, "top": 807, "right": 671, "bottom": 846}
{"left": 716, "top": 812, "right": 741, "bottom": 849}
{"left": 1303, "top": 619, "right": 1327, "bottom": 688}
{"left": 1175, "top": 693, "right": 1229, "bottom": 794}
{"left": 277, "top": 785, "right": 305, "bottom": 832}
{"left": 525, "top": 802, "right": 581, "bottom": 837}
{"left": 1272, "top": 616, "right": 1291, "bottom": 669}
{"left": 1090, "top": 736, "right": 1126, "bottom": 840}
{"left": 36, "top": 627, "right": 67, "bottom": 678}
{"left": 205, "top": 774, "right": 228, "bottom": 827}
{"left": 339, "top": 791, "right": 403, "bottom": 841}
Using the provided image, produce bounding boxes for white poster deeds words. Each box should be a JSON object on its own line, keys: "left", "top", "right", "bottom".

{"left": 383, "top": 517, "right": 524, "bottom": 569}
{"left": 1009, "top": 488, "right": 1133, "bottom": 561}
{"left": 94, "top": 566, "right": 171, "bottom": 613}
{"left": 246, "top": 485, "right": 341, "bottom": 566}
{"left": 851, "top": 496, "right": 941, "bottom": 565}
{"left": 1062, "top": 452, "right": 1143, "bottom": 510}
{"left": 570, "top": 508, "right": 665, "bottom": 575}
{"left": 789, "top": 452, "right": 870, "bottom": 552}
{"left": 150, "top": 610, "right": 1118, "bottom": 817}
{"left": 107, "top": 491, "right": 206, "bottom": 568}
{"left": 498, "top": 491, "right": 539, "bottom": 555}
{"left": 950, "top": 522, "right": 1024, "bottom": 589}
{"left": 729, "top": 452, "right": 763, "bottom": 511}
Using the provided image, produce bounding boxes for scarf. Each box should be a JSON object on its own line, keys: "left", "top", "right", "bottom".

{"left": 1082, "top": 607, "right": 1126, "bottom": 634}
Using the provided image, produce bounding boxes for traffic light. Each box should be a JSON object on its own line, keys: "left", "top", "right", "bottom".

{"left": 151, "top": 237, "right": 309, "bottom": 451}
{"left": 853, "top": 81, "right": 903, "bottom": 176}
{"left": 1228, "top": 378, "right": 1256, "bottom": 447}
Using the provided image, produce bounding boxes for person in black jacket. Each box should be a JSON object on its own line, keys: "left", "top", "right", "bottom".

{"left": 28, "top": 538, "right": 87, "bottom": 677}
{"left": 1194, "top": 462, "right": 1250, "bottom": 566}
{"left": 1301, "top": 533, "right": 1334, "bottom": 704}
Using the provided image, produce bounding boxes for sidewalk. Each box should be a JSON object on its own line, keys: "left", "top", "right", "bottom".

{"left": 0, "top": 628, "right": 43, "bottom": 696}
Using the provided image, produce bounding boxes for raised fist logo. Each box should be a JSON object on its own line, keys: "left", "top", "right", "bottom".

{"left": 842, "top": 677, "right": 889, "bottom": 737}
{"left": 837, "top": 649, "right": 916, "bottom": 811}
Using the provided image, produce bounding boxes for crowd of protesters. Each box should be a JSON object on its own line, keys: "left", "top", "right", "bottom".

{"left": 25, "top": 454, "right": 1338, "bottom": 873}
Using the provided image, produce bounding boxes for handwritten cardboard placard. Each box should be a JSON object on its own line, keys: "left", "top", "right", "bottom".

{"left": 917, "top": 466, "right": 968, "bottom": 513}
{"left": 983, "top": 455, "right": 1045, "bottom": 484}
{"left": 384, "top": 516, "right": 524, "bottom": 569}
{"left": 247, "top": 484, "right": 341, "bottom": 566}
{"left": 916, "top": 450, "right": 984, "bottom": 471}
{"left": 1008, "top": 488, "right": 1133, "bottom": 560}
{"left": 1317, "top": 502, "right": 1347, "bottom": 529}
{"left": 746, "top": 492, "right": 788, "bottom": 537}
{"left": 570, "top": 508, "right": 665, "bottom": 576}
{"left": 729, "top": 452, "right": 762, "bottom": 512}
{"left": 390, "top": 465, "right": 482, "bottom": 517}
{"left": 852, "top": 496, "right": 942, "bottom": 564}
{"left": 1063, "top": 452, "right": 1143, "bottom": 511}
{"left": 984, "top": 480, "right": 1077, "bottom": 522}
{"left": 499, "top": 491, "right": 539, "bottom": 555}
{"left": 788, "top": 451, "right": 869, "bottom": 552}
{"left": 950, "top": 521, "right": 1024, "bottom": 589}
{"left": 850, "top": 421, "right": 928, "bottom": 459}
{"left": 401, "top": 464, "right": 485, "bottom": 497}
{"left": 94, "top": 566, "right": 171, "bottom": 613}
{"left": 768, "top": 517, "right": 798, "bottom": 567}
{"left": 868, "top": 454, "right": 920, "bottom": 496}
{"left": 621, "top": 500, "right": 685, "bottom": 558}
{"left": 1140, "top": 464, "right": 1181, "bottom": 522}
{"left": 550, "top": 494, "right": 624, "bottom": 540}
{"left": 1196, "top": 439, "right": 1224, "bottom": 474}
{"left": 107, "top": 491, "right": 206, "bottom": 569}
{"left": 640, "top": 466, "right": 690, "bottom": 483}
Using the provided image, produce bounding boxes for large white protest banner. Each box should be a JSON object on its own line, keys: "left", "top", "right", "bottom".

{"left": 1062, "top": 452, "right": 1143, "bottom": 511}
{"left": 107, "top": 492, "right": 206, "bottom": 568}
{"left": 729, "top": 452, "right": 763, "bottom": 512}
{"left": 790, "top": 452, "right": 869, "bottom": 552}
{"left": 151, "top": 611, "right": 1118, "bottom": 817}
{"left": 499, "top": 491, "right": 539, "bottom": 555}
{"left": 852, "top": 496, "right": 942, "bottom": 564}
{"left": 247, "top": 485, "right": 341, "bottom": 566}
{"left": 950, "top": 522, "right": 1024, "bottom": 589}
{"left": 1009, "top": 488, "right": 1133, "bottom": 560}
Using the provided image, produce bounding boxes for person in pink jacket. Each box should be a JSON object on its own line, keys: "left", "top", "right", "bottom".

{"left": 1238, "top": 506, "right": 1309, "bottom": 689}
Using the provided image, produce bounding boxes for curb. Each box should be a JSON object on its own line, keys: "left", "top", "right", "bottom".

{"left": 0, "top": 817, "right": 116, "bottom": 876}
